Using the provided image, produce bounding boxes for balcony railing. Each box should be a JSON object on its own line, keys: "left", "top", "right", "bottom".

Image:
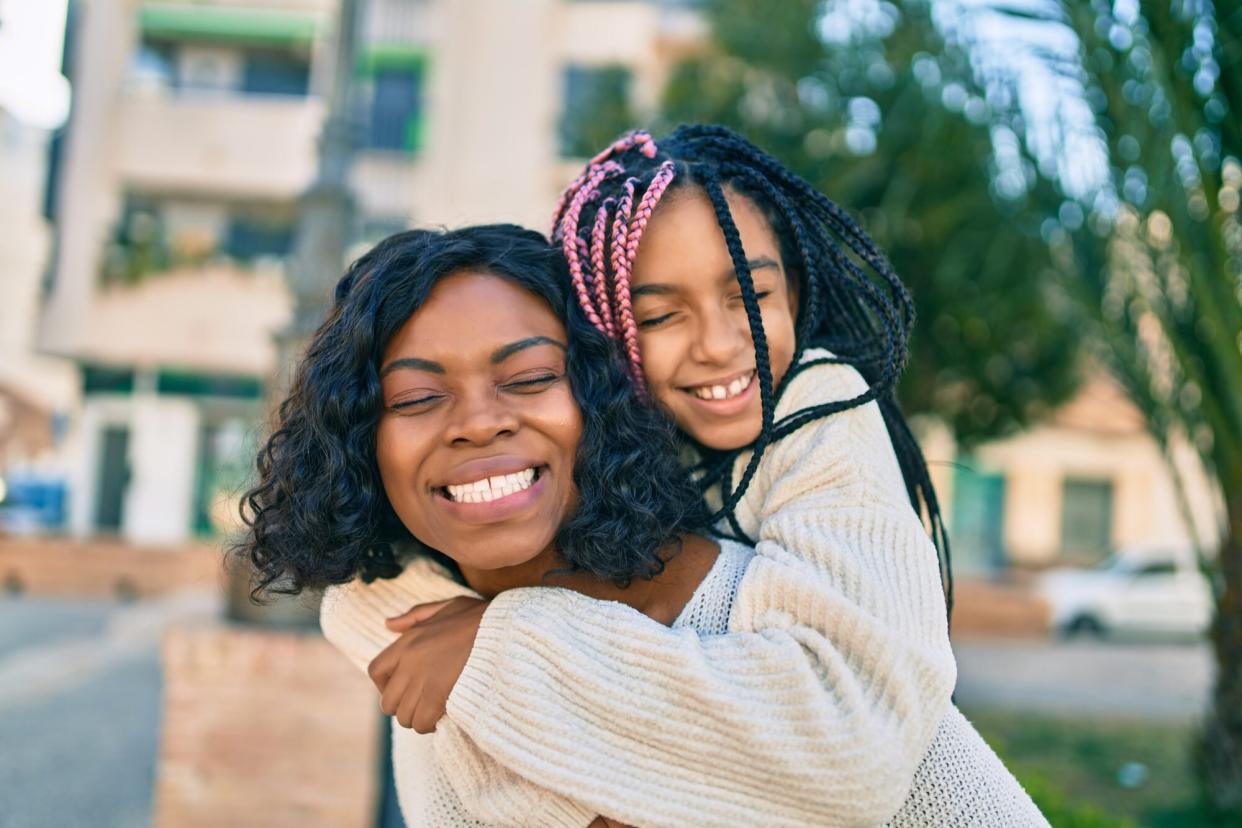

{"left": 115, "top": 93, "right": 326, "bottom": 199}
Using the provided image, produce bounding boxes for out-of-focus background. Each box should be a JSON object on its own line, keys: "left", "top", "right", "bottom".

{"left": 0, "top": 0, "right": 1238, "bottom": 825}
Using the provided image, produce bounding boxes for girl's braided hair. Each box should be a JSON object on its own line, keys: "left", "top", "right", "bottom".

{"left": 551, "top": 124, "right": 953, "bottom": 618}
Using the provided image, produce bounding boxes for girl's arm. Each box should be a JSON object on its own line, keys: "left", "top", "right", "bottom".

{"left": 319, "top": 560, "right": 603, "bottom": 827}
{"left": 439, "top": 360, "right": 956, "bottom": 828}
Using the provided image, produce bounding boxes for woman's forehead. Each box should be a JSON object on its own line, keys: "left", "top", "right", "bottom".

{"left": 385, "top": 271, "right": 565, "bottom": 358}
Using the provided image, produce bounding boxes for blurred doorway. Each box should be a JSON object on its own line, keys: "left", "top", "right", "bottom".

{"left": 93, "top": 425, "right": 130, "bottom": 532}
{"left": 951, "top": 462, "right": 1006, "bottom": 573}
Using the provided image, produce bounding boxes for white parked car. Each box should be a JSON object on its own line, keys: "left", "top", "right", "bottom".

{"left": 1038, "top": 544, "right": 1214, "bottom": 638}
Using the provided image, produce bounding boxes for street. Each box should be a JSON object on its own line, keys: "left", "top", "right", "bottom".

{"left": 0, "top": 591, "right": 219, "bottom": 828}
{"left": 953, "top": 635, "right": 1213, "bottom": 723}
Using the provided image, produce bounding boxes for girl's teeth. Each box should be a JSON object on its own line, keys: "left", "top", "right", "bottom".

{"left": 692, "top": 372, "right": 752, "bottom": 401}
{"left": 446, "top": 468, "right": 536, "bottom": 503}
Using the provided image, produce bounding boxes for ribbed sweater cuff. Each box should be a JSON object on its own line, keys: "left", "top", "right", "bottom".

{"left": 449, "top": 587, "right": 535, "bottom": 723}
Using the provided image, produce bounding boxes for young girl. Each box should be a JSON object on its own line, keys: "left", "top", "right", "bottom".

{"left": 327, "top": 127, "right": 1046, "bottom": 826}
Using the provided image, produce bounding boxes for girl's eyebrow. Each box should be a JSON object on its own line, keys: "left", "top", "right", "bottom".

{"left": 632, "top": 257, "right": 781, "bottom": 298}
{"left": 380, "top": 337, "right": 566, "bottom": 377}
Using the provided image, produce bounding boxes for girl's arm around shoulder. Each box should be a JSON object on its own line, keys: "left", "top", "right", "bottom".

{"left": 319, "top": 556, "right": 479, "bottom": 673}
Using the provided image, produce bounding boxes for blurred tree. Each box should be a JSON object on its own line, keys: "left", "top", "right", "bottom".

{"left": 975, "top": 0, "right": 1242, "bottom": 815}
{"left": 560, "top": 66, "right": 638, "bottom": 160}
{"left": 658, "top": 0, "right": 1082, "bottom": 445}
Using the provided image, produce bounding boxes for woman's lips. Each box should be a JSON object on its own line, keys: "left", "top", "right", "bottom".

{"left": 434, "top": 467, "right": 548, "bottom": 525}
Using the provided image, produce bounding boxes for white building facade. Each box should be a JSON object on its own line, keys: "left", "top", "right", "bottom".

{"left": 39, "top": 0, "right": 702, "bottom": 543}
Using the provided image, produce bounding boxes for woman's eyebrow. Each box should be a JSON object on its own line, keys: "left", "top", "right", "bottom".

{"left": 380, "top": 357, "right": 443, "bottom": 377}
{"left": 490, "top": 336, "right": 566, "bottom": 363}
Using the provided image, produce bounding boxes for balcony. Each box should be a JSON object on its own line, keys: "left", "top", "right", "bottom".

{"left": 115, "top": 93, "right": 325, "bottom": 199}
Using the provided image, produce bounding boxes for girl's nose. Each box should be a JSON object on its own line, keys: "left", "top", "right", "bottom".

{"left": 691, "top": 304, "right": 749, "bottom": 366}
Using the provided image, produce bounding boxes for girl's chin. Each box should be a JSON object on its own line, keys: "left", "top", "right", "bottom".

{"left": 686, "top": 422, "right": 763, "bottom": 452}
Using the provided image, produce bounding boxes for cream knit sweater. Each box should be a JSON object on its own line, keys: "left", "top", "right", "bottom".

{"left": 321, "top": 352, "right": 1045, "bottom": 826}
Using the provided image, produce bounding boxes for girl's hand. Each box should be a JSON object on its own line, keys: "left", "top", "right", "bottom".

{"left": 368, "top": 596, "right": 488, "bottom": 733}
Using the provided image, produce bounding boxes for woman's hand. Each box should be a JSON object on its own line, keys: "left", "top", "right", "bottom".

{"left": 368, "top": 596, "right": 488, "bottom": 733}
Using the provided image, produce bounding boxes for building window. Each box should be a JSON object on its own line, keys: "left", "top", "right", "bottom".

{"left": 129, "top": 36, "right": 310, "bottom": 98}
{"left": 365, "top": 66, "right": 423, "bottom": 152}
{"left": 224, "top": 207, "right": 296, "bottom": 262}
{"left": 130, "top": 41, "right": 177, "bottom": 92}
{"left": 559, "top": 65, "right": 635, "bottom": 159}
{"left": 241, "top": 50, "right": 310, "bottom": 96}
{"left": 1061, "top": 478, "right": 1114, "bottom": 562}
{"left": 950, "top": 462, "right": 1006, "bottom": 573}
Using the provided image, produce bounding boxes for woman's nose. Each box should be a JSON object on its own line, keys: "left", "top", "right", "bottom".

{"left": 444, "top": 392, "right": 519, "bottom": 447}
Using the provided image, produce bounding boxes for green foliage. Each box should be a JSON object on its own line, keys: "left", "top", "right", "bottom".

{"left": 560, "top": 65, "right": 638, "bottom": 160}
{"left": 659, "top": 0, "right": 1082, "bottom": 444}
{"left": 966, "top": 706, "right": 1233, "bottom": 827}
{"left": 973, "top": 0, "right": 1242, "bottom": 810}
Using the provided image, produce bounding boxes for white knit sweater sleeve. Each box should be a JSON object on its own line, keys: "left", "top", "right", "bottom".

{"left": 319, "top": 558, "right": 599, "bottom": 827}
{"left": 442, "top": 356, "right": 958, "bottom": 828}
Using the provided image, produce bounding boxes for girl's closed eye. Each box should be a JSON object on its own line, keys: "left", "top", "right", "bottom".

{"left": 638, "top": 311, "right": 677, "bottom": 329}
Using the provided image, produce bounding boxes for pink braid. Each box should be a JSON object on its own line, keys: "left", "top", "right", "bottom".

{"left": 551, "top": 132, "right": 657, "bottom": 234}
{"left": 589, "top": 200, "right": 617, "bottom": 337}
{"left": 550, "top": 173, "right": 587, "bottom": 236}
{"left": 607, "top": 178, "right": 647, "bottom": 389}
{"left": 589, "top": 129, "right": 658, "bottom": 166}
{"left": 559, "top": 162, "right": 620, "bottom": 332}
{"left": 613, "top": 163, "right": 677, "bottom": 391}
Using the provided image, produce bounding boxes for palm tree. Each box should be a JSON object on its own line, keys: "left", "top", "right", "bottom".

{"left": 974, "top": 0, "right": 1241, "bottom": 811}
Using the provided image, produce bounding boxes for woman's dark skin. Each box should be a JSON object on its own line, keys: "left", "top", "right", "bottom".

{"left": 363, "top": 270, "right": 719, "bottom": 826}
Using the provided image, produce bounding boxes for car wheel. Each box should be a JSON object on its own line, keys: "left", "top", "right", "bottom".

{"left": 1065, "top": 614, "right": 1106, "bottom": 638}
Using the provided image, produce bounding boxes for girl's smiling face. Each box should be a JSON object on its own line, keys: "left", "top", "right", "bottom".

{"left": 375, "top": 271, "right": 583, "bottom": 583}
{"left": 630, "top": 186, "right": 798, "bottom": 450}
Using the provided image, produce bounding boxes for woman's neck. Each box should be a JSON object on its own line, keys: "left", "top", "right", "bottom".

{"left": 456, "top": 534, "right": 721, "bottom": 626}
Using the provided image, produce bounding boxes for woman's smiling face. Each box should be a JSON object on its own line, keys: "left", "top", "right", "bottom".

{"left": 375, "top": 271, "right": 583, "bottom": 579}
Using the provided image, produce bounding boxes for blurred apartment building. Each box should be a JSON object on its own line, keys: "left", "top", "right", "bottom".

{"left": 0, "top": 105, "right": 78, "bottom": 523}
{"left": 35, "top": 0, "right": 703, "bottom": 544}
{"left": 28, "top": 0, "right": 1217, "bottom": 566}
{"left": 928, "top": 371, "right": 1220, "bottom": 572}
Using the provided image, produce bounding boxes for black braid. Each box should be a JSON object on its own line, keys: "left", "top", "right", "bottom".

{"left": 701, "top": 172, "right": 776, "bottom": 540}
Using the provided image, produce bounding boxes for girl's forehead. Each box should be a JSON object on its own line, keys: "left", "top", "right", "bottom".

{"left": 633, "top": 187, "right": 781, "bottom": 285}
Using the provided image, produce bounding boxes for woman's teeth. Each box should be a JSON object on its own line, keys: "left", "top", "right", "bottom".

{"left": 445, "top": 468, "right": 537, "bottom": 504}
{"left": 690, "top": 372, "right": 753, "bottom": 401}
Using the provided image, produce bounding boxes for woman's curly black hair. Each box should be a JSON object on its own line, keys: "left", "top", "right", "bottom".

{"left": 234, "top": 224, "right": 708, "bottom": 601}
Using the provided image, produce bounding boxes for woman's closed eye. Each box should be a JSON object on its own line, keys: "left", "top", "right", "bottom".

{"left": 387, "top": 392, "right": 444, "bottom": 413}
{"left": 502, "top": 371, "right": 564, "bottom": 393}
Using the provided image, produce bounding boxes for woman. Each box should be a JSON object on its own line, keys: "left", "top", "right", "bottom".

{"left": 236, "top": 224, "right": 728, "bottom": 825}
